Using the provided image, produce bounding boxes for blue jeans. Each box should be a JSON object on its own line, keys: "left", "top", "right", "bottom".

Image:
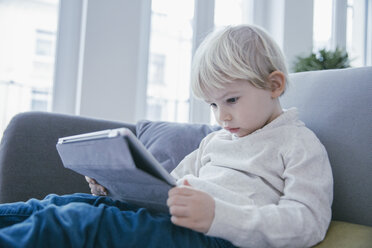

{"left": 0, "top": 193, "right": 235, "bottom": 248}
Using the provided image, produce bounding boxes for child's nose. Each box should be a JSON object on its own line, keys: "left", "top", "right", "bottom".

{"left": 218, "top": 108, "right": 232, "bottom": 122}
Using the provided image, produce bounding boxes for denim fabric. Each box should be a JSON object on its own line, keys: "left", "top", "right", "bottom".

{"left": 0, "top": 193, "right": 235, "bottom": 248}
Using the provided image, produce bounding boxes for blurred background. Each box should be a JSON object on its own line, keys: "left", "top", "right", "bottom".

{"left": 0, "top": 0, "right": 371, "bottom": 139}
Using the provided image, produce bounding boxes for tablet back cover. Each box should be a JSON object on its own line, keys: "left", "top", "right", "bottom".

{"left": 56, "top": 135, "right": 172, "bottom": 213}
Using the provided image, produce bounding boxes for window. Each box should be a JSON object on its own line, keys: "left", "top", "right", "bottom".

{"left": 313, "top": 0, "right": 371, "bottom": 66}
{"left": 214, "top": 0, "right": 250, "bottom": 28}
{"left": 313, "top": 0, "right": 334, "bottom": 52}
{"left": 0, "top": 0, "right": 59, "bottom": 139}
{"left": 145, "top": 0, "right": 253, "bottom": 124}
{"left": 146, "top": 0, "right": 194, "bottom": 122}
{"left": 346, "top": 0, "right": 354, "bottom": 54}
{"left": 31, "top": 88, "right": 50, "bottom": 111}
{"left": 346, "top": 0, "right": 371, "bottom": 67}
{"left": 35, "top": 30, "right": 56, "bottom": 57}
{"left": 148, "top": 53, "right": 166, "bottom": 85}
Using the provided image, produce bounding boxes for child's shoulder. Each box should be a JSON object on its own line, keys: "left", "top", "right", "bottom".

{"left": 277, "top": 119, "right": 327, "bottom": 160}
{"left": 265, "top": 108, "right": 325, "bottom": 151}
{"left": 286, "top": 119, "right": 321, "bottom": 142}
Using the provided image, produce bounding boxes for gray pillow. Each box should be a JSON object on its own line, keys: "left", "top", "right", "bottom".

{"left": 136, "top": 120, "right": 220, "bottom": 172}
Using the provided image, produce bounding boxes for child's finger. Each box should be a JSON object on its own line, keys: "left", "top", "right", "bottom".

{"left": 85, "top": 176, "right": 96, "bottom": 184}
{"left": 167, "top": 194, "right": 189, "bottom": 207}
{"left": 169, "top": 205, "right": 189, "bottom": 217}
{"left": 183, "top": 179, "right": 192, "bottom": 186}
{"left": 98, "top": 186, "right": 108, "bottom": 195}
{"left": 170, "top": 215, "right": 193, "bottom": 229}
{"left": 168, "top": 187, "right": 194, "bottom": 197}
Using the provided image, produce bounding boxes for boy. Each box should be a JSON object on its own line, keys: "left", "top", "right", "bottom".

{"left": 90, "top": 25, "right": 333, "bottom": 247}
{"left": 0, "top": 25, "right": 332, "bottom": 247}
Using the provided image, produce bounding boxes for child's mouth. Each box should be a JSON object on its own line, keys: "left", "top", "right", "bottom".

{"left": 225, "top": 127, "right": 240, "bottom": 133}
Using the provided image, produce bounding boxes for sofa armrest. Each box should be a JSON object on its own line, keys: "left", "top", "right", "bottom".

{"left": 0, "top": 111, "right": 135, "bottom": 203}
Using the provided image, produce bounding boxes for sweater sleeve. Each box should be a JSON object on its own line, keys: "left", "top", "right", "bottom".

{"left": 206, "top": 133, "right": 333, "bottom": 248}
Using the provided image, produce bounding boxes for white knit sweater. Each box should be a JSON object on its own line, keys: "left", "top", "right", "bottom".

{"left": 171, "top": 108, "right": 333, "bottom": 248}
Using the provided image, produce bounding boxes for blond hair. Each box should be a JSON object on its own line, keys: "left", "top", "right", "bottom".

{"left": 191, "top": 24, "right": 288, "bottom": 99}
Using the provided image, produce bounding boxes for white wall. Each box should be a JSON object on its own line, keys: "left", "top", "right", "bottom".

{"left": 53, "top": 0, "right": 151, "bottom": 123}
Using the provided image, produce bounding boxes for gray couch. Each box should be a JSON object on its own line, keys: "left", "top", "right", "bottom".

{"left": 0, "top": 67, "right": 371, "bottom": 247}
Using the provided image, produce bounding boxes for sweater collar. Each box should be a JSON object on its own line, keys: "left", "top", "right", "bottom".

{"left": 260, "top": 107, "right": 299, "bottom": 131}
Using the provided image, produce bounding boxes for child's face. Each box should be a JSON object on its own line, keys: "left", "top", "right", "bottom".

{"left": 205, "top": 79, "right": 282, "bottom": 137}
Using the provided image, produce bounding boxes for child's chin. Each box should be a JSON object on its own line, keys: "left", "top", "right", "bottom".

{"left": 237, "top": 129, "right": 254, "bottom": 137}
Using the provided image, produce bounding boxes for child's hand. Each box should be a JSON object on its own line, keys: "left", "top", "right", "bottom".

{"left": 85, "top": 176, "right": 108, "bottom": 196}
{"left": 167, "top": 180, "right": 215, "bottom": 233}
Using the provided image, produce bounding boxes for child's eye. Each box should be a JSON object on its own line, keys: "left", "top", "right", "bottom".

{"left": 210, "top": 103, "right": 217, "bottom": 108}
{"left": 226, "top": 97, "right": 239, "bottom": 104}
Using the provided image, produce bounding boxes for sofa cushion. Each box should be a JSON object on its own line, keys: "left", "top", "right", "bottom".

{"left": 313, "top": 221, "right": 372, "bottom": 248}
{"left": 136, "top": 120, "right": 220, "bottom": 173}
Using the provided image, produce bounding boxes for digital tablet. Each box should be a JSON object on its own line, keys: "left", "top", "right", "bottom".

{"left": 56, "top": 128, "right": 176, "bottom": 212}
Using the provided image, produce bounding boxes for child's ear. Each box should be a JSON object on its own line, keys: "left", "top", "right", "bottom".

{"left": 268, "top": 71, "right": 286, "bottom": 98}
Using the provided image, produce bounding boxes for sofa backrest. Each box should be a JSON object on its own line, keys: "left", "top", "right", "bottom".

{"left": 0, "top": 112, "right": 135, "bottom": 203}
{"left": 280, "top": 67, "right": 372, "bottom": 226}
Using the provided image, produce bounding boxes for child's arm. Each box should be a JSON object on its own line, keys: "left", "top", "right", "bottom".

{"left": 167, "top": 180, "right": 215, "bottom": 233}
{"left": 204, "top": 136, "right": 333, "bottom": 248}
{"left": 167, "top": 132, "right": 218, "bottom": 232}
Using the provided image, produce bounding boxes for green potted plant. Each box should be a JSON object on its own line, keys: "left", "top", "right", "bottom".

{"left": 293, "top": 47, "right": 351, "bottom": 72}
